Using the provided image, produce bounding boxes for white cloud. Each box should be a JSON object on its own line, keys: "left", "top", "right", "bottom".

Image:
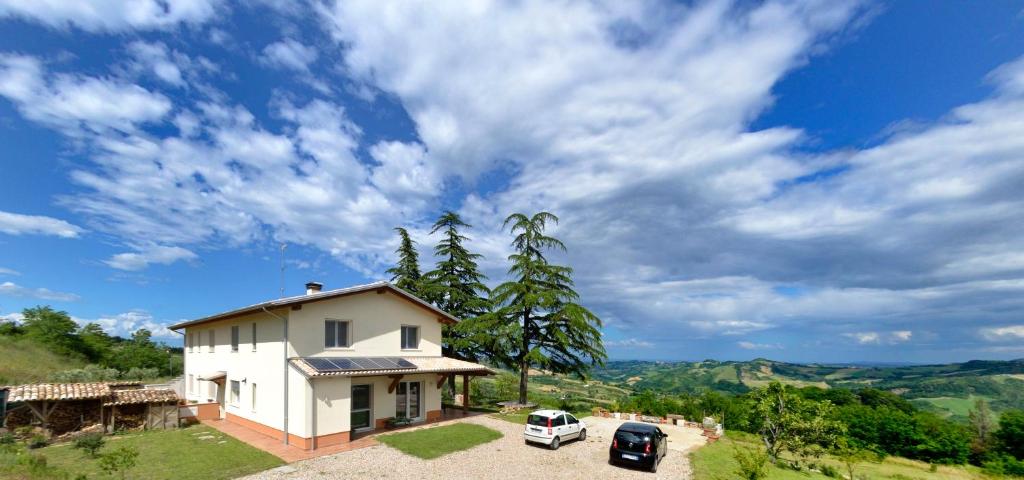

{"left": 75, "top": 310, "right": 178, "bottom": 339}
{"left": 1, "top": 312, "right": 24, "bottom": 323}
{"left": 981, "top": 325, "right": 1024, "bottom": 342}
{"left": 738, "top": 341, "right": 784, "bottom": 350}
{"left": 0, "top": 210, "right": 83, "bottom": 238}
{"left": 843, "top": 331, "right": 913, "bottom": 345}
{"left": 126, "top": 41, "right": 186, "bottom": 86}
{"left": 0, "top": 54, "right": 172, "bottom": 135}
{"left": 0, "top": 267, "right": 21, "bottom": 276}
{"left": 0, "top": 281, "right": 80, "bottom": 302}
{"left": 105, "top": 245, "right": 198, "bottom": 271}
{"left": 605, "top": 338, "right": 654, "bottom": 348}
{"left": 0, "top": 0, "right": 223, "bottom": 32}
{"left": 261, "top": 38, "right": 318, "bottom": 72}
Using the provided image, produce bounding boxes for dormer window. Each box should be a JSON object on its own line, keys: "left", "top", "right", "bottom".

{"left": 401, "top": 325, "right": 419, "bottom": 350}
{"left": 325, "top": 319, "right": 351, "bottom": 348}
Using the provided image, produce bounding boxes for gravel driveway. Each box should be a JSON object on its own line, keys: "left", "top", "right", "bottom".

{"left": 241, "top": 415, "right": 703, "bottom": 480}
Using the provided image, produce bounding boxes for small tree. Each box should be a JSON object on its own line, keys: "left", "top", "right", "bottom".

{"left": 495, "top": 373, "right": 518, "bottom": 402}
{"left": 995, "top": 409, "right": 1024, "bottom": 460}
{"left": 968, "top": 398, "right": 995, "bottom": 461}
{"left": 833, "top": 441, "right": 872, "bottom": 480}
{"left": 98, "top": 446, "right": 139, "bottom": 480}
{"left": 734, "top": 446, "right": 770, "bottom": 480}
{"left": 751, "top": 382, "right": 843, "bottom": 464}
{"left": 73, "top": 432, "right": 105, "bottom": 458}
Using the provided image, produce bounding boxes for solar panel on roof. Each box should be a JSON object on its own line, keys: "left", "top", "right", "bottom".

{"left": 303, "top": 357, "right": 418, "bottom": 373}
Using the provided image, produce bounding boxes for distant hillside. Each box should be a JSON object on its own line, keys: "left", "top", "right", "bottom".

{"left": 0, "top": 335, "right": 86, "bottom": 385}
{"left": 590, "top": 358, "right": 1024, "bottom": 421}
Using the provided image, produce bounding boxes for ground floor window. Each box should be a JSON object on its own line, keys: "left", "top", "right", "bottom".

{"left": 230, "top": 380, "right": 240, "bottom": 406}
{"left": 251, "top": 383, "right": 257, "bottom": 411}
{"left": 395, "top": 381, "right": 421, "bottom": 419}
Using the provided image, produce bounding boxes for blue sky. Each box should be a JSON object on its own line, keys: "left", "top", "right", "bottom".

{"left": 1, "top": 0, "right": 1023, "bottom": 363}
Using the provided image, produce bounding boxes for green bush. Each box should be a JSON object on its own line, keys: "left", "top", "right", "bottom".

{"left": 733, "top": 446, "right": 770, "bottom": 480}
{"left": 98, "top": 446, "right": 139, "bottom": 480}
{"left": 819, "top": 464, "right": 840, "bottom": 477}
{"left": 27, "top": 433, "right": 49, "bottom": 449}
{"left": 73, "top": 432, "right": 106, "bottom": 458}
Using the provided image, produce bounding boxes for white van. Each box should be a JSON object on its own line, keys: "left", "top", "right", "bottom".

{"left": 523, "top": 409, "right": 587, "bottom": 450}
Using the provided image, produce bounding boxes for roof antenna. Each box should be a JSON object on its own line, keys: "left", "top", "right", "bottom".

{"left": 279, "top": 243, "right": 288, "bottom": 299}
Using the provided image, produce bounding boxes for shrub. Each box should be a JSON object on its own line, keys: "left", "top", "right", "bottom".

{"left": 73, "top": 432, "right": 106, "bottom": 458}
{"left": 819, "top": 464, "right": 840, "bottom": 478}
{"left": 98, "top": 446, "right": 139, "bottom": 480}
{"left": 733, "top": 446, "right": 770, "bottom": 480}
{"left": 27, "top": 434, "right": 49, "bottom": 449}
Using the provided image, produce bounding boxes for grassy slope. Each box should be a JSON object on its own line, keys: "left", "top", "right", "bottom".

{"left": 0, "top": 336, "right": 85, "bottom": 385}
{"left": 24, "top": 425, "right": 284, "bottom": 479}
{"left": 691, "top": 431, "right": 989, "bottom": 480}
{"left": 377, "top": 423, "right": 503, "bottom": 459}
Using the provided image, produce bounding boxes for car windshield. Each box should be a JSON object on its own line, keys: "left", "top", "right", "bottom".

{"left": 527, "top": 414, "right": 550, "bottom": 427}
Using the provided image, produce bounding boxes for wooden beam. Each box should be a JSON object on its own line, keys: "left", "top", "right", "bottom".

{"left": 436, "top": 374, "right": 448, "bottom": 390}
{"left": 387, "top": 375, "right": 404, "bottom": 394}
{"left": 462, "top": 374, "right": 469, "bottom": 414}
{"left": 24, "top": 402, "right": 46, "bottom": 424}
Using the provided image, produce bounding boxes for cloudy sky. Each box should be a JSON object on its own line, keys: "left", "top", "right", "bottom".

{"left": 0, "top": 0, "right": 1022, "bottom": 363}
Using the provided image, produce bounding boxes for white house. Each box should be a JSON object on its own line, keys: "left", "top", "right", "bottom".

{"left": 170, "top": 281, "right": 492, "bottom": 449}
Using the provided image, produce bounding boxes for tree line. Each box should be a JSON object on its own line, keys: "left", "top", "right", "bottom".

{"left": 386, "top": 210, "right": 606, "bottom": 404}
{"left": 0, "top": 306, "right": 182, "bottom": 381}
{"left": 616, "top": 381, "right": 1024, "bottom": 477}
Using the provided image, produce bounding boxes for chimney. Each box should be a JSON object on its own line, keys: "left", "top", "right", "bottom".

{"left": 305, "top": 282, "right": 323, "bottom": 295}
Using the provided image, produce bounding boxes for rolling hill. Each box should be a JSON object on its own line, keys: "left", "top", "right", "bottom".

{"left": 0, "top": 335, "right": 86, "bottom": 385}
{"left": 589, "top": 358, "right": 1024, "bottom": 421}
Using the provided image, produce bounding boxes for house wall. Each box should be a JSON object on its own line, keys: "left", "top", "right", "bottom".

{"left": 313, "top": 373, "right": 442, "bottom": 437}
{"left": 182, "top": 309, "right": 289, "bottom": 432}
{"left": 288, "top": 290, "right": 443, "bottom": 358}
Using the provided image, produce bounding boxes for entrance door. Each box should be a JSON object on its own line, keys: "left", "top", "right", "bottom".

{"left": 351, "top": 384, "right": 372, "bottom": 431}
{"left": 395, "top": 381, "right": 421, "bottom": 420}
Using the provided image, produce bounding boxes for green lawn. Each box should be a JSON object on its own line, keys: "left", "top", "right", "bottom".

{"left": 2, "top": 425, "right": 283, "bottom": 479}
{"left": 691, "top": 431, "right": 989, "bottom": 480}
{"left": 377, "top": 423, "right": 503, "bottom": 459}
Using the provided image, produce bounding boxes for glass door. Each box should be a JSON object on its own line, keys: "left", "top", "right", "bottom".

{"left": 395, "top": 381, "right": 421, "bottom": 420}
{"left": 351, "top": 384, "right": 372, "bottom": 430}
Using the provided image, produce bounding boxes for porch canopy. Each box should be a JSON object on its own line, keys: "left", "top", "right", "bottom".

{"left": 290, "top": 356, "right": 493, "bottom": 412}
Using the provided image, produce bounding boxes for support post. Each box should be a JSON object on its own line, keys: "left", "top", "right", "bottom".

{"left": 462, "top": 374, "right": 469, "bottom": 415}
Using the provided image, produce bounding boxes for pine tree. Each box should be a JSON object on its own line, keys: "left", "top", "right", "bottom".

{"left": 386, "top": 227, "right": 422, "bottom": 294}
{"left": 482, "top": 212, "right": 606, "bottom": 404}
{"left": 420, "top": 211, "right": 492, "bottom": 398}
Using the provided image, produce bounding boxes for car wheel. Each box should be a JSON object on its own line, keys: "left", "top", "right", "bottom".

{"left": 650, "top": 457, "right": 659, "bottom": 473}
{"left": 550, "top": 436, "right": 560, "bottom": 450}
{"left": 578, "top": 429, "right": 587, "bottom": 442}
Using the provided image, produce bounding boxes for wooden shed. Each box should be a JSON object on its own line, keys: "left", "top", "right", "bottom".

{"left": 2, "top": 382, "right": 180, "bottom": 436}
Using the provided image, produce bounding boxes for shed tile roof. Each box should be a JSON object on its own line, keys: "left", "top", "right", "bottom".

{"left": 2, "top": 383, "right": 176, "bottom": 404}
{"left": 103, "top": 389, "right": 179, "bottom": 406}
{"left": 291, "top": 356, "right": 493, "bottom": 378}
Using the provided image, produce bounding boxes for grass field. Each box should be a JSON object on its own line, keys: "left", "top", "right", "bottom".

{"left": 2, "top": 425, "right": 283, "bottom": 479}
{"left": 691, "top": 431, "right": 989, "bottom": 480}
{"left": 912, "top": 395, "right": 992, "bottom": 420}
{"left": 377, "top": 423, "right": 503, "bottom": 459}
{"left": 0, "top": 336, "right": 85, "bottom": 385}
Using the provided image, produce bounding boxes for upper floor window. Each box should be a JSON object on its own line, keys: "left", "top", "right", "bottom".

{"left": 231, "top": 326, "right": 239, "bottom": 352}
{"left": 207, "top": 330, "right": 215, "bottom": 353}
{"left": 187, "top": 333, "right": 193, "bottom": 353}
{"left": 251, "top": 322, "right": 257, "bottom": 351}
{"left": 325, "top": 319, "right": 350, "bottom": 348}
{"left": 401, "top": 325, "right": 419, "bottom": 350}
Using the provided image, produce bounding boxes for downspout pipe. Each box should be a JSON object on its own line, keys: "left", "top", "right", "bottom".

{"left": 262, "top": 306, "right": 289, "bottom": 445}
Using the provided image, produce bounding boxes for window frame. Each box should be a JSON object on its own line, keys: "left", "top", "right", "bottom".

{"left": 229, "top": 380, "right": 240, "bottom": 406}
{"left": 251, "top": 322, "right": 257, "bottom": 352}
{"left": 324, "top": 319, "right": 352, "bottom": 349}
{"left": 207, "top": 330, "right": 215, "bottom": 353}
{"left": 230, "top": 325, "right": 240, "bottom": 352}
{"left": 187, "top": 332, "right": 193, "bottom": 353}
{"left": 400, "top": 325, "right": 420, "bottom": 350}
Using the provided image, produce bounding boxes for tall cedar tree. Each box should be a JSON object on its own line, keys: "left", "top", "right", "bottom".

{"left": 482, "top": 212, "right": 605, "bottom": 403}
{"left": 419, "top": 212, "right": 492, "bottom": 397}
{"left": 386, "top": 227, "right": 422, "bottom": 294}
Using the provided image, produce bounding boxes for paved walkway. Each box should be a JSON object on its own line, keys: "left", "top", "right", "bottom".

{"left": 204, "top": 409, "right": 487, "bottom": 463}
{"left": 201, "top": 420, "right": 378, "bottom": 463}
